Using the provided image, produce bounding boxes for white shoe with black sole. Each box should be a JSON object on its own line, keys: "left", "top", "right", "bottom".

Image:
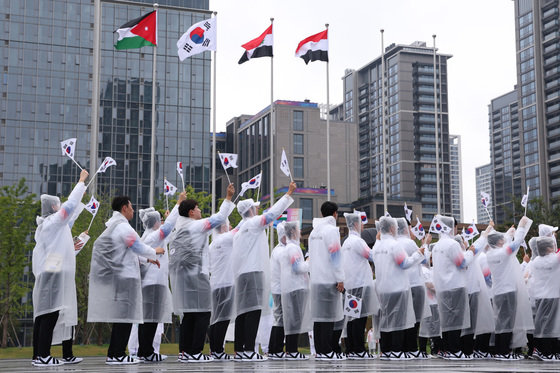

{"left": 32, "top": 356, "right": 64, "bottom": 367}
{"left": 105, "top": 355, "right": 139, "bottom": 365}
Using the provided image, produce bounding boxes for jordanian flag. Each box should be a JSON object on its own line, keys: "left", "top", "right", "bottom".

{"left": 114, "top": 10, "right": 157, "bottom": 50}
{"left": 238, "top": 24, "right": 273, "bottom": 64}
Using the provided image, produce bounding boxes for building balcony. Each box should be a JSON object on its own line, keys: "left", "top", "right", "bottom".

{"left": 543, "top": 7, "right": 559, "bottom": 21}
{"left": 546, "top": 66, "right": 560, "bottom": 78}
{"left": 548, "top": 139, "right": 560, "bottom": 151}
{"left": 543, "top": 42, "right": 559, "bottom": 57}
{"left": 544, "top": 55, "right": 560, "bottom": 69}
{"left": 543, "top": 19, "right": 559, "bottom": 34}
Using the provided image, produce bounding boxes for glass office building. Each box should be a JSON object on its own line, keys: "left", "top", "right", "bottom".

{"left": 0, "top": 0, "right": 211, "bottom": 227}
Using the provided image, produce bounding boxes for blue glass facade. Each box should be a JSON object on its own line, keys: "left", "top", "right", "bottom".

{"left": 0, "top": 0, "right": 211, "bottom": 229}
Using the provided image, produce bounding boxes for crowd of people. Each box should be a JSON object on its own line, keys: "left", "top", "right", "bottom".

{"left": 30, "top": 170, "right": 560, "bottom": 366}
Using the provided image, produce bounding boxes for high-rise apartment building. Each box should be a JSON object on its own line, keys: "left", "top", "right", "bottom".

{"left": 476, "top": 163, "right": 494, "bottom": 224}
{"left": 341, "top": 41, "right": 453, "bottom": 220}
{"left": 449, "top": 134, "right": 463, "bottom": 222}
{"left": 0, "top": 0, "right": 211, "bottom": 228}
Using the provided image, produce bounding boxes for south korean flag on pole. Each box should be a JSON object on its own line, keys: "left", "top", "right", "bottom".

{"left": 61, "top": 138, "right": 77, "bottom": 159}
{"left": 343, "top": 292, "right": 362, "bottom": 318}
{"left": 164, "top": 179, "right": 177, "bottom": 196}
{"left": 240, "top": 172, "right": 262, "bottom": 196}
{"left": 429, "top": 215, "right": 452, "bottom": 235}
{"left": 480, "top": 191, "right": 490, "bottom": 208}
{"left": 97, "top": 157, "right": 117, "bottom": 173}
{"left": 85, "top": 196, "right": 100, "bottom": 216}
{"left": 177, "top": 17, "right": 217, "bottom": 61}
{"left": 411, "top": 217, "right": 426, "bottom": 240}
{"left": 219, "top": 153, "right": 238, "bottom": 169}
{"left": 280, "top": 149, "right": 293, "bottom": 181}
{"left": 353, "top": 209, "right": 368, "bottom": 225}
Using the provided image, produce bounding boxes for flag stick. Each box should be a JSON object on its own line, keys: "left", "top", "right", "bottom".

{"left": 86, "top": 169, "right": 100, "bottom": 189}
{"left": 180, "top": 174, "right": 186, "bottom": 193}
{"left": 70, "top": 157, "right": 83, "bottom": 171}
{"left": 485, "top": 207, "right": 492, "bottom": 222}
{"left": 211, "top": 11, "right": 218, "bottom": 214}
{"left": 381, "top": 29, "right": 387, "bottom": 212}
{"left": 148, "top": 4, "right": 158, "bottom": 207}
{"left": 433, "top": 34, "right": 441, "bottom": 215}
{"left": 269, "top": 17, "right": 275, "bottom": 254}
{"left": 87, "top": 214, "right": 96, "bottom": 232}
{"left": 524, "top": 186, "right": 530, "bottom": 216}
{"left": 165, "top": 194, "right": 169, "bottom": 211}
{"left": 325, "top": 23, "right": 331, "bottom": 202}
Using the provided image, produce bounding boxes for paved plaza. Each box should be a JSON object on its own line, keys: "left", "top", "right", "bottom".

{"left": 1, "top": 357, "right": 559, "bottom": 372}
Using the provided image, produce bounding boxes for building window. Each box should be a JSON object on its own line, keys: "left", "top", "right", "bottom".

{"left": 294, "top": 134, "right": 304, "bottom": 154}
{"left": 293, "top": 110, "right": 303, "bottom": 131}
{"left": 294, "top": 157, "right": 304, "bottom": 179}
{"left": 301, "top": 198, "right": 313, "bottom": 220}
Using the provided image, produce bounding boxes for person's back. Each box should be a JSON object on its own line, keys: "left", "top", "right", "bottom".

{"left": 309, "top": 216, "right": 343, "bottom": 286}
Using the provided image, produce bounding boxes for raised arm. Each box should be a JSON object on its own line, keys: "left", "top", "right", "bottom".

{"left": 259, "top": 182, "right": 296, "bottom": 227}
{"left": 51, "top": 169, "right": 88, "bottom": 225}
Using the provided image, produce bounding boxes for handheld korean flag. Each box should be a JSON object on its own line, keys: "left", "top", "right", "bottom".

{"left": 343, "top": 292, "right": 362, "bottom": 317}
{"left": 404, "top": 202, "right": 413, "bottom": 223}
{"left": 218, "top": 152, "right": 238, "bottom": 185}
{"left": 177, "top": 17, "right": 216, "bottom": 61}
{"left": 429, "top": 215, "right": 452, "bottom": 235}
{"left": 280, "top": 148, "right": 293, "bottom": 181}
{"left": 60, "top": 138, "right": 83, "bottom": 170}
{"left": 353, "top": 209, "right": 368, "bottom": 225}
{"left": 521, "top": 186, "right": 530, "bottom": 215}
{"left": 176, "top": 161, "right": 186, "bottom": 192}
{"left": 85, "top": 196, "right": 100, "bottom": 231}
{"left": 480, "top": 191, "right": 492, "bottom": 221}
{"left": 464, "top": 221, "right": 479, "bottom": 241}
{"left": 384, "top": 211, "right": 392, "bottom": 218}
{"left": 86, "top": 157, "right": 117, "bottom": 188}
{"left": 236, "top": 172, "right": 262, "bottom": 201}
{"left": 164, "top": 178, "right": 177, "bottom": 211}
{"left": 411, "top": 217, "right": 425, "bottom": 240}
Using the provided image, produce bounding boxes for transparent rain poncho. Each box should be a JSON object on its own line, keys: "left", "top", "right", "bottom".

{"left": 33, "top": 183, "right": 86, "bottom": 344}
{"left": 269, "top": 222, "right": 286, "bottom": 327}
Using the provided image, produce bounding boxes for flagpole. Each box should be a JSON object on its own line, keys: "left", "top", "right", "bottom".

{"left": 87, "top": 214, "right": 96, "bottom": 232}
{"left": 326, "top": 23, "right": 331, "bottom": 202}
{"left": 524, "top": 186, "right": 530, "bottom": 216}
{"left": 211, "top": 11, "right": 218, "bottom": 214}
{"left": 433, "top": 34, "right": 441, "bottom": 215}
{"left": 381, "top": 29, "right": 387, "bottom": 212}
{"left": 149, "top": 3, "right": 158, "bottom": 207}
{"left": 71, "top": 158, "right": 83, "bottom": 171}
{"left": 269, "top": 18, "right": 275, "bottom": 250}
{"left": 86, "top": 168, "right": 100, "bottom": 189}
{"left": 90, "top": 0, "right": 101, "bottom": 193}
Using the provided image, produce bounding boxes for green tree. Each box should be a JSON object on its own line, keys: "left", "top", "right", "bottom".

{"left": 0, "top": 179, "right": 38, "bottom": 348}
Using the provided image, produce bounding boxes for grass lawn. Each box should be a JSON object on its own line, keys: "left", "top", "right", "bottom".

{"left": 0, "top": 343, "right": 312, "bottom": 360}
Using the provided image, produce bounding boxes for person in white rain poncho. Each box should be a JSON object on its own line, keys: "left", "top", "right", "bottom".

{"left": 268, "top": 222, "right": 287, "bottom": 360}
{"left": 341, "top": 213, "right": 379, "bottom": 359}
{"left": 231, "top": 181, "right": 296, "bottom": 361}
{"left": 523, "top": 236, "right": 539, "bottom": 358}
{"left": 207, "top": 219, "right": 241, "bottom": 361}
{"left": 134, "top": 191, "right": 185, "bottom": 363}
{"left": 431, "top": 215, "right": 473, "bottom": 360}
{"left": 418, "top": 250, "right": 443, "bottom": 356}
{"left": 372, "top": 216, "right": 425, "bottom": 361}
{"left": 526, "top": 236, "right": 560, "bottom": 360}
{"left": 485, "top": 216, "right": 533, "bottom": 360}
{"left": 452, "top": 234, "right": 494, "bottom": 359}
{"left": 308, "top": 201, "right": 345, "bottom": 361}
{"left": 87, "top": 195, "right": 165, "bottom": 365}
{"left": 32, "top": 169, "right": 88, "bottom": 367}
{"left": 169, "top": 183, "right": 235, "bottom": 363}
{"left": 396, "top": 217, "right": 432, "bottom": 358}
{"left": 277, "top": 221, "right": 311, "bottom": 360}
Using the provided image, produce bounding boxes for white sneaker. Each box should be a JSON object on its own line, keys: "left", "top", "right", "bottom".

{"left": 268, "top": 352, "right": 285, "bottom": 360}
{"left": 105, "top": 355, "right": 139, "bottom": 365}
{"left": 211, "top": 351, "right": 232, "bottom": 361}
{"left": 139, "top": 352, "right": 167, "bottom": 362}
{"left": 443, "top": 351, "right": 471, "bottom": 360}
{"left": 473, "top": 350, "right": 490, "bottom": 359}
{"left": 389, "top": 351, "right": 413, "bottom": 360}
{"left": 62, "top": 356, "right": 83, "bottom": 364}
{"left": 347, "top": 351, "right": 370, "bottom": 360}
{"left": 284, "top": 352, "right": 308, "bottom": 360}
{"left": 241, "top": 351, "right": 268, "bottom": 361}
{"left": 379, "top": 351, "right": 392, "bottom": 360}
{"left": 184, "top": 352, "right": 213, "bottom": 363}
{"left": 32, "top": 356, "right": 63, "bottom": 367}
{"left": 534, "top": 349, "right": 557, "bottom": 362}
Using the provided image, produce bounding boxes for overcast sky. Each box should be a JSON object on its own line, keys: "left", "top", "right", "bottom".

{"left": 208, "top": 0, "right": 517, "bottom": 222}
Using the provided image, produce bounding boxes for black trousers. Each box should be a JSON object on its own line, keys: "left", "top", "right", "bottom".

{"left": 432, "top": 337, "right": 443, "bottom": 354}
{"left": 442, "top": 329, "right": 461, "bottom": 353}
{"left": 346, "top": 317, "right": 367, "bottom": 354}
{"left": 234, "top": 310, "right": 261, "bottom": 352}
{"left": 380, "top": 330, "right": 405, "bottom": 352}
{"left": 313, "top": 322, "right": 334, "bottom": 354}
{"left": 32, "top": 311, "right": 59, "bottom": 358}
{"left": 494, "top": 332, "right": 513, "bottom": 355}
{"left": 209, "top": 320, "right": 230, "bottom": 353}
{"left": 62, "top": 326, "right": 74, "bottom": 359}
{"left": 460, "top": 333, "right": 475, "bottom": 355}
{"left": 107, "top": 323, "right": 132, "bottom": 358}
{"left": 138, "top": 322, "right": 158, "bottom": 357}
{"left": 332, "top": 328, "right": 343, "bottom": 353}
{"left": 268, "top": 326, "right": 285, "bottom": 354}
{"left": 404, "top": 322, "right": 420, "bottom": 352}
{"left": 285, "top": 334, "right": 300, "bottom": 353}
{"left": 527, "top": 333, "right": 534, "bottom": 356}
{"left": 180, "top": 312, "right": 211, "bottom": 355}
{"left": 474, "top": 333, "right": 491, "bottom": 353}
{"left": 419, "top": 337, "right": 428, "bottom": 353}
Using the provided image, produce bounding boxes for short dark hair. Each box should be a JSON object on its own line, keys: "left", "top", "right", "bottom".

{"left": 321, "top": 201, "right": 338, "bottom": 217}
{"left": 179, "top": 199, "right": 198, "bottom": 217}
{"left": 112, "top": 196, "right": 131, "bottom": 212}
{"left": 453, "top": 218, "right": 458, "bottom": 227}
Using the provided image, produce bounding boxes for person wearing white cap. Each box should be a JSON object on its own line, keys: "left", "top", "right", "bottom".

{"left": 134, "top": 191, "right": 186, "bottom": 363}
{"left": 268, "top": 222, "right": 288, "bottom": 360}
{"left": 485, "top": 216, "right": 533, "bottom": 360}
{"left": 525, "top": 236, "right": 560, "bottom": 361}
{"left": 341, "top": 212, "right": 379, "bottom": 359}
{"left": 231, "top": 181, "right": 296, "bottom": 361}
{"left": 538, "top": 224, "right": 558, "bottom": 238}
{"left": 279, "top": 221, "right": 311, "bottom": 360}
{"left": 431, "top": 215, "right": 473, "bottom": 360}
{"left": 169, "top": 183, "right": 235, "bottom": 363}
{"left": 32, "top": 169, "right": 89, "bottom": 367}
